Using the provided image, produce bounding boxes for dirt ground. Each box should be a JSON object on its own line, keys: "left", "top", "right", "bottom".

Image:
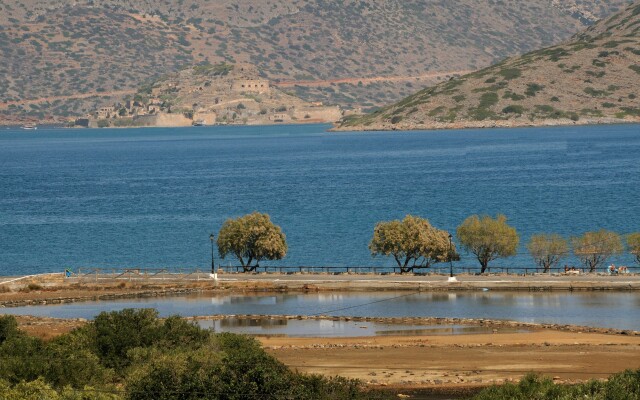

{"left": 260, "top": 331, "right": 640, "bottom": 389}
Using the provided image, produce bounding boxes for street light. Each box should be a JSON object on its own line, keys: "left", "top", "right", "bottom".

{"left": 448, "top": 233, "right": 454, "bottom": 277}
{"left": 448, "top": 233, "right": 457, "bottom": 282}
{"left": 209, "top": 233, "right": 215, "bottom": 274}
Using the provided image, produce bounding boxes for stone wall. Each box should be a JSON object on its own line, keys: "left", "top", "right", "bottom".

{"left": 135, "top": 113, "right": 193, "bottom": 127}
{"left": 232, "top": 79, "right": 270, "bottom": 94}
{"left": 193, "top": 112, "right": 217, "bottom": 125}
{"left": 292, "top": 106, "right": 343, "bottom": 123}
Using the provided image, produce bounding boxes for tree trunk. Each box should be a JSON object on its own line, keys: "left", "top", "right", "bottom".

{"left": 480, "top": 260, "right": 488, "bottom": 274}
{"left": 242, "top": 256, "right": 255, "bottom": 272}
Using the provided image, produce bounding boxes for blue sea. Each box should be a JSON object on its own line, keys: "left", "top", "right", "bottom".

{"left": 1, "top": 123, "right": 639, "bottom": 275}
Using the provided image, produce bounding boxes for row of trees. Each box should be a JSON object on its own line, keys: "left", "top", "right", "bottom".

{"left": 372, "top": 215, "right": 640, "bottom": 273}
{"left": 370, "top": 214, "right": 518, "bottom": 274}
{"left": 528, "top": 231, "right": 640, "bottom": 273}
{"left": 214, "top": 212, "right": 640, "bottom": 274}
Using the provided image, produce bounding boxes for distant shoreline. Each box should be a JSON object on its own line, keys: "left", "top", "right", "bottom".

{"left": 332, "top": 116, "right": 640, "bottom": 132}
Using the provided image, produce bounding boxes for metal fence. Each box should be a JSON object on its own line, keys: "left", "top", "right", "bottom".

{"left": 60, "top": 265, "right": 640, "bottom": 281}
{"left": 215, "top": 264, "right": 640, "bottom": 275}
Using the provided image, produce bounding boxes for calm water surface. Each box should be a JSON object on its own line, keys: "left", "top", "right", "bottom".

{"left": 2, "top": 292, "right": 639, "bottom": 331}
{"left": 1, "top": 124, "right": 639, "bottom": 274}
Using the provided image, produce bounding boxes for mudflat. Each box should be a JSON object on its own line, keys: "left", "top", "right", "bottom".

{"left": 260, "top": 330, "right": 640, "bottom": 389}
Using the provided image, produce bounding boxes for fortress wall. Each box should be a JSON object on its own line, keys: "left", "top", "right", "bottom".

{"left": 232, "top": 79, "right": 270, "bottom": 94}
{"left": 193, "top": 112, "right": 217, "bottom": 125}
{"left": 135, "top": 113, "right": 193, "bottom": 127}
{"left": 292, "top": 106, "right": 343, "bottom": 123}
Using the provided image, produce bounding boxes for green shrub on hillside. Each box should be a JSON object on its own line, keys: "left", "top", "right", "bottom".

{"left": 498, "top": 68, "right": 522, "bottom": 80}
{"left": 584, "top": 87, "right": 609, "bottom": 97}
{"left": 502, "top": 105, "right": 525, "bottom": 114}
{"left": 453, "top": 94, "right": 466, "bottom": 102}
{"left": 525, "top": 83, "right": 544, "bottom": 97}
{"left": 586, "top": 70, "right": 607, "bottom": 78}
{"left": 478, "top": 92, "right": 499, "bottom": 108}
{"left": 503, "top": 91, "right": 526, "bottom": 101}
{"left": 428, "top": 106, "right": 446, "bottom": 116}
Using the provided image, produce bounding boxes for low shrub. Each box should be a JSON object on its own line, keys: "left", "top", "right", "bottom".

{"left": 525, "top": 83, "right": 544, "bottom": 97}
{"left": 502, "top": 105, "right": 525, "bottom": 114}
{"left": 472, "top": 370, "right": 640, "bottom": 400}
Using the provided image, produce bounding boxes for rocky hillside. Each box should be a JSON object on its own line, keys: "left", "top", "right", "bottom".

{"left": 338, "top": 2, "right": 640, "bottom": 131}
{"left": 84, "top": 62, "right": 342, "bottom": 128}
{"left": 0, "top": 0, "right": 632, "bottom": 124}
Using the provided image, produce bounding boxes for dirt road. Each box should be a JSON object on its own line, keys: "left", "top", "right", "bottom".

{"left": 273, "top": 71, "right": 472, "bottom": 88}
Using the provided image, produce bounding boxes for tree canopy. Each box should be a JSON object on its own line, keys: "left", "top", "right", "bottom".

{"left": 0, "top": 311, "right": 391, "bottom": 400}
{"left": 572, "top": 230, "right": 623, "bottom": 272}
{"left": 217, "top": 212, "right": 287, "bottom": 272}
{"left": 628, "top": 233, "right": 640, "bottom": 265}
{"left": 369, "top": 215, "right": 457, "bottom": 273}
{"left": 456, "top": 214, "right": 519, "bottom": 273}
{"left": 527, "top": 234, "right": 568, "bottom": 272}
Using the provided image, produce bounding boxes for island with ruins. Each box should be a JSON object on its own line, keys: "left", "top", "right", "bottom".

{"left": 76, "top": 63, "right": 343, "bottom": 128}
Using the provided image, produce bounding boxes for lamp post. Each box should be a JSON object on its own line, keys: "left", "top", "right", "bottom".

{"left": 447, "top": 233, "right": 457, "bottom": 282}
{"left": 209, "top": 233, "right": 215, "bottom": 274}
{"left": 448, "top": 233, "right": 454, "bottom": 278}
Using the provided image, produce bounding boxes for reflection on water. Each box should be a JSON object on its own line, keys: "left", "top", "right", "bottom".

{"left": 2, "top": 291, "right": 639, "bottom": 331}
{"left": 195, "top": 317, "right": 527, "bottom": 337}
{"left": 220, "top": 318, "right": 288, "bottom": 328}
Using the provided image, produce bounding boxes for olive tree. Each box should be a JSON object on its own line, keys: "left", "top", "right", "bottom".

{"left": 527, "top": 234, "right": 568, "bottom": 273}
{"left": 217, "top": 212, "right": 287, "bottom": 272}
{"left": 628, "top": 233, "right": 640, "bottom": 265}
{"left": 572, "top": 230, "right": 623, "bottom": 272}
{"left": 369, "top": 215, "right": 456, "bottom": 273}
{"left": 456, "top": 214, "right": 519, "bottom": 274}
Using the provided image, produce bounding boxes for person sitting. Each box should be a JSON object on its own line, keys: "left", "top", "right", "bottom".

{"left": 618, "top": 266, "right": 628, "bottom": 274}
{"left": 608, "top": 264, "right": 617, "bottom": 275}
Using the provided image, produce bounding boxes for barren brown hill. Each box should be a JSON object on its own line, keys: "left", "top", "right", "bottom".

{"left": 0, "top": 0, "right": 633, "bottom": 124}
{"left": 338, "top": 2, "right": 640, "bottom": 131}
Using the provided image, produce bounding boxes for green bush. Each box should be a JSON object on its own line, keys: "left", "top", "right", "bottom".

{"left": 503, "top": 91, "right": 525, "bottom": 101}
{"left": 502, "top": 105, "right": 525, "bottom": 114}
{"left": 584, "top": 87, "right": 608, "bottom": 97}
{"left": 478, "top": 92, "right": 499, "bottom": 108}
{"left": 525, "top": 83, "right": 544, "bottom": 97}
{"left": 498, "top": 68, "right": 522, "bottom": 80}
{"left": 0, "top": 316, "right": 20, "bottom": 344}
{"left": 472, "top": 370, "right": 640, "bottom": 400}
